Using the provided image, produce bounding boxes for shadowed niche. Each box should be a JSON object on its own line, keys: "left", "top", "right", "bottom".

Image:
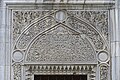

{"left": 34, "top": 75, "right": 87, "bottom": 80}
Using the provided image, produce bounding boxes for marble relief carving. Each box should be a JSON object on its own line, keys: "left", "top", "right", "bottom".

{"left": 13, "top": 11, "right": 51, "bottom": 42}
{"left": 25, "top": 65, "right": 96, "bottom": 80}
{"left": 67, "top": 17, "right": 105, "bottom": 50}
{"left": 68, "top": 11, "right": 108, "bottom": 41}
{"left": 100, "top": 65, "right": 109, "bottom": 80}
{"left": 26, "top": 25, "right": 96, "bottom": 63}
{"left": 12, "top": 10, "right": 110, "bottom": 80}
{"left": 16, "top": 16, "right": 56, "bottom": 49}
{"left": 13, "top": 63, "right": 21, "bottom": 80}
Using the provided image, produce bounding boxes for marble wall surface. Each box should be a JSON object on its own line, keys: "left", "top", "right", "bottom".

{"left": 0, "top": 0, "right": 118, "bottom": 80}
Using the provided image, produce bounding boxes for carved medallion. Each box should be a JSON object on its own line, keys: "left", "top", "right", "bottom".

{"left": 98, "top": 51, "right": 109, "bottom": 62}
{"left": 13, "top": 50, "right": 23, "bottom": 62}
{"left": 55, "top": 10, "right": 66, "bottom": 22}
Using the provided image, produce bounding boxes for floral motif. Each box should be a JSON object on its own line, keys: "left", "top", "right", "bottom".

{"left": 68, "top": 11, "right": 108, "bottom": 41}
{"left": 100, "top": 65, "right": 109, "bottom": 80}
{"left": 16, "top": 16, "right": 55, "bottom": 49}
{"left": 13, "top": 11, "right": 51, "bottom": 41}
{"left": 67, "top": 17, "right": 104, "bottom": 50}
{"left": 13, "top": 63, "right": 21, "bottom": 80}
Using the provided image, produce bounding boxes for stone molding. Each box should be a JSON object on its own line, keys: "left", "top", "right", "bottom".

{"left": 24, "top": 64, "right": 97, "bottom": 80}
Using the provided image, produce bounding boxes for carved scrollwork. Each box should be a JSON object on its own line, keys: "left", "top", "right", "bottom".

{"left": 67, "top": 17, "right": 105, "bottom": 50}
{"left": 68, "top": 11, "right": 108, "bottom": 41}
{"left": 26, "top": 24, "right": 96, "bottom": 63}
{"left": 16, "top": 16, "right": 56, "bottom": 49}
{"left": 13, "top": 10, "right": 108, "bottom": 51}
{"left": 100, "top": 65, "right": 109, "bottom": 80}
{"left": 13, "top": 11, "right": 51, "bottom": 42}
{"left": 13, "top": 63, "right": 21, "bottom": 80}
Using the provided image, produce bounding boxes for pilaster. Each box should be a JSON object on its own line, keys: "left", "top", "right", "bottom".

{"left": 0, "top": 1, "right": 5, "bottom": 80}
{"left": 113, "top": 0, "right": 120, "bottom": 80}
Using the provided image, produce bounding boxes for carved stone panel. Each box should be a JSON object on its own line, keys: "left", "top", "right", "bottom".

{"left": 13, "top": 11, "right": 52, "bottom": 42}
{"left": 11, "top": 9, "right": 110, "bottom": 80}
{"left": 26, "top": 24, "right": 96, "bottom": 63}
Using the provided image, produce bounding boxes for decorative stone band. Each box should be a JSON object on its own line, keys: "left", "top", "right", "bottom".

{"left": 24, "top": 64, "right": 96, "bottom": 80}
{"left": 100, "top": 64, "right": 109, "bottom": 80}
{"left": 25, "top": 64, "right": 96, "bottom": 72}
{"left": 13, "top": 63, "right": 21, "bottom": 80}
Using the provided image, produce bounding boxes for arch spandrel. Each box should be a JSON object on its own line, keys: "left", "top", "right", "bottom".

{"left": 67, "top": 11, "right": 109, "bottom": 41}
{"left": 13, "top": 10, "right": 52, "bottom": 42}
{"left": 66, "top": 16, "right": 106, "bottom": 50}
{"left": 15, "top": 16, "right": 56, "bottom": 49}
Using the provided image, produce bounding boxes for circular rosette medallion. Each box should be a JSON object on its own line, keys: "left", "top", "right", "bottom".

{"left": 97, "top": 51, "right": 109, "bottom": 62}
{"left": 55, "top": 10, "right": 66, "bottom": 22}
{"left": 13, "top": 50, "right": 23, "bottom": 62}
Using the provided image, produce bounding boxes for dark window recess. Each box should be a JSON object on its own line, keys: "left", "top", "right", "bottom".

{"left": 34, "top": 75, "right": 87, "bottom": 80}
